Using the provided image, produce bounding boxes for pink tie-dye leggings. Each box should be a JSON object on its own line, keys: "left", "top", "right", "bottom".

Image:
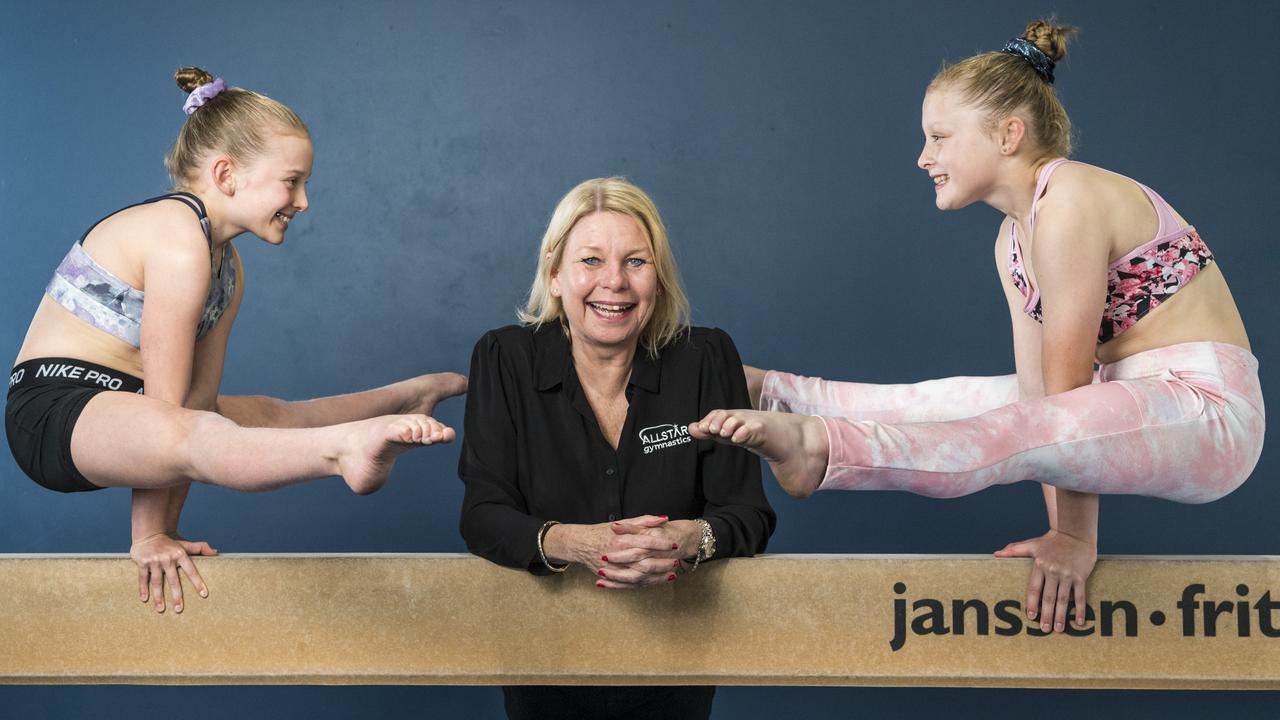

{"left": 759, "top": 342, "right": 1264, "bottom": 503}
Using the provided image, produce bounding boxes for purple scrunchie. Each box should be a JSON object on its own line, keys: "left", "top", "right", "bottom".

{"left": 182, "top": 77, "right": 226, "bottom": 115}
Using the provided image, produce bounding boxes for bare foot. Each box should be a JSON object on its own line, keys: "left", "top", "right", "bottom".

{"left": 743, "top": 365, "right": 767, "bottom": 410}
{"left": 688, "top": 409, "right": 828, "bottom": 498}
{"left": 336, "top": 414, "right": 456, "bottom": 495}
{"left": 398, "top": 372, "right": 469, "bottom": 416}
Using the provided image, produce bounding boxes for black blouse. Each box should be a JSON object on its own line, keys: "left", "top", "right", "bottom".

{"left": 458, "top": 323, "right": 776, "bottom": 574}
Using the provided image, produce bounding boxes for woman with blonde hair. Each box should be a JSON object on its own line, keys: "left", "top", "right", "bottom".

{"left": 459, "top": 177, "right": 774, "bottom": 719}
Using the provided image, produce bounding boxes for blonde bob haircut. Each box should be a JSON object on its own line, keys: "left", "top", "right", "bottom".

{"left": 518, "top": 177, "right": 691, "bottom": 356}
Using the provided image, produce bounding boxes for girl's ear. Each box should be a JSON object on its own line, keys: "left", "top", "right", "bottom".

{"left": 211, "top": 155, "right": 237, "bottom": 196}
{"left": 998, "top": 115, "right": 1027, "bottom": 155}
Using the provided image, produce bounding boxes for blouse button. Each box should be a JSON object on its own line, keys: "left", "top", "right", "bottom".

{"left": 605, "top": 468, "right": 615, "bottom": 476}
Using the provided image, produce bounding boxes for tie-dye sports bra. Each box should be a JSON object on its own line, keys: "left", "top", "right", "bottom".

{"left": 1009, "top": 159, "right": 1214, "bottom": 344}
{"left": 45, "top": 192, "right": 237, "bottom": 348}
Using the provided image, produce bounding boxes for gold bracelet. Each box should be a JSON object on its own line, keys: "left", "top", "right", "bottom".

{"left": 686, "top": 519, "right": 716, "bottom": 573}
{"left": 536, "top": 520, "right": 568, "bottom": 573}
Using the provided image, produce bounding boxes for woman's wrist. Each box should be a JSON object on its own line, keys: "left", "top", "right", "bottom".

{"left": 541, "top": 522, "right": 577, "bottom": 565}
{"left": 666, "top": 519, "right": 703, "bottom": 558}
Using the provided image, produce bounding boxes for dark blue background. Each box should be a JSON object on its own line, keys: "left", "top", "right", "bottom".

{"left": 3, "top": 1, "right": 1276, "bottom": 716}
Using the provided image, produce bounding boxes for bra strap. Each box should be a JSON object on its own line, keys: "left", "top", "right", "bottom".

{"left": 1027, "top": 158, "right": 1071, "bottom": 236}
{"left": 78, "top": 192, "right": 211, "bottom": 246}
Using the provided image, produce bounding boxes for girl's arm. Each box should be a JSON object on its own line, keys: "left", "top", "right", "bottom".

{"left": 130, "top": 205, "right": 222, "bottom": 612}
{"left": 991, "top": 223, "right": 1063, "bottom": 526}
{"left": 994, "top": 218, "right": 1046, "bottom": 402}
{"left": 158, "top": 245, "right": 246, "bottom": 538}
{"left": 994, "top": 190, "right": 1111, "bottom": 634}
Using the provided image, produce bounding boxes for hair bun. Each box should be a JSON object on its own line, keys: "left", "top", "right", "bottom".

{"left": 1022, "top": 20, "right": 1076, "bottom": 63}
{"left": 175, "top": 67, "right": 216, "bottom": 93}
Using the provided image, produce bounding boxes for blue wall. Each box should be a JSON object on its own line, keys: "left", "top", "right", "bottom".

{"left": 3, "top": 1, "right": 1276, "bottom": 716}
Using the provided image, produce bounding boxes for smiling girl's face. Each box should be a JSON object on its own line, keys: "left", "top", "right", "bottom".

{"left": 917, "top": 89, "right": 1005, "bottom": 211}
{"left": 229, "top": 131, "right": 313, "bottom": 244}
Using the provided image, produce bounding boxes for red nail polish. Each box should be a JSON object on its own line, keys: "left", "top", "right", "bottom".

{"left": 673, "top": 560, "right": 680, "bottom": 567}
{"left": 601, "top": 555, "right": 609, "bottom": 562}
{"left": 667, "top": 574, "right": 676, "bottom": 582}
{"left": 597, "top": 569, "right": 606, "bottom": 577}
{"left": 596, "top": 581, "right": 605, "bottom": 588}
{"left": 660, "top": 515, "right": 669, "bottom": 519}
{"left": 671, "top": 543, "right": 679, "bottom": 550}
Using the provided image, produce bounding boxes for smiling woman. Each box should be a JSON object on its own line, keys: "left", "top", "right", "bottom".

{"left": 518, "top": 177, "right": 690, "bottom": 358}
{"left": 460, "top": 177, "right": 776, "bottom": 720}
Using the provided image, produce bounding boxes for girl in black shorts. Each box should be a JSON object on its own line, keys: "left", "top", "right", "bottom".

{"left": 6, "top": 67, "right": 466, "bottom": 613}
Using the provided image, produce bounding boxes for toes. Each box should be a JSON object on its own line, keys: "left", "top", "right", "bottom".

{"left": 718, "top": 416, "right": 743, "bottom": 438}
{"left": 390, "top": 415, "right": 455, "bottom": 446}
{"left": 703, "top": 409, "right": 729, "bottom": 435}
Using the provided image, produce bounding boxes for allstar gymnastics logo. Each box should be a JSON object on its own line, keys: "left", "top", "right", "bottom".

{"left": 639, "top": 423, "right": 693, "bottom": 454}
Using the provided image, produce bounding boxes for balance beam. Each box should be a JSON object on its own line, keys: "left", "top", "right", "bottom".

{"left": 1, "top": 554, "right": 1277, "bottom": 688}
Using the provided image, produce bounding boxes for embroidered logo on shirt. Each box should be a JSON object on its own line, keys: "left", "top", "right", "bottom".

{"left": 639, "top": 423, "right": 693, "bottom": 454}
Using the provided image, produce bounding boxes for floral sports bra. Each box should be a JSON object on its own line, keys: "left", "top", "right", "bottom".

{"left": 1009, "top": 159, "right": 1214, "bottom": 344}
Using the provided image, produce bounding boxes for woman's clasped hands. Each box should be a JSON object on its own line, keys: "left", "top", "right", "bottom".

{"left": 545, "top": 515, "right": 702, "bottom": 589}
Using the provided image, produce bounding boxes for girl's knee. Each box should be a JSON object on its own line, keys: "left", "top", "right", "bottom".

{"left": 169, "top": 408, "right": 232, "bottom": 482}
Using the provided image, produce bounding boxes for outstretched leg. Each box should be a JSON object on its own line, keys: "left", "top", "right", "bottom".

{"left": 70, "top": 392, "right": 453, "bottom": 494}
{"left": 693, "top": 356, "right": 1263, "bottom": 504}
{"left": 759, "top": 370, "right": 1020, "bottom": 423}
{"left": 689, "top": 409, "right": 830, "bottom": 498}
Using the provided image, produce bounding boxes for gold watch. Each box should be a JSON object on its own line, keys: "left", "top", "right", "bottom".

{"left": 685, "top": 518, "right": 717, "bottom": 572}
{"left": 696, "top": 518, "right": 717, "bottom": 562}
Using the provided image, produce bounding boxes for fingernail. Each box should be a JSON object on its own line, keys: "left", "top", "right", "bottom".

{"left": 660, "top": 515, "right": 669, "bottom": 519}
{"left": 1055, "top": 622, "right": 1064, "bottom": 632}
{"left": 671, "top": 543, "right": 678, "bottom": 550}
{"left": 1028, "top": 611, "right": 1037, "bottom": 620}
{"left": 672, "top": 560, "right": 680, "bottom": 567}
{"left": 175, "top": 605, "right": 183, "bottom": 613}
{"left": 200, "top": 590, "right": 208, "bottom": 598}
{"left": 596, "top": 581, "right": 605, "bottom": 589}
{"left": 601, "top": 555, "right": 609, "bottom": 562}
{"left": 597, "top": 569, "right": 606, "bottom": 577}
{"left": 667, "top": 574, "right": 676, "bottom": 582}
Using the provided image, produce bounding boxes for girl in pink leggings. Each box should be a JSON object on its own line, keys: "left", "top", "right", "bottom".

{"left": 691, "top": 20, "right": 1264, "bottom": 634}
